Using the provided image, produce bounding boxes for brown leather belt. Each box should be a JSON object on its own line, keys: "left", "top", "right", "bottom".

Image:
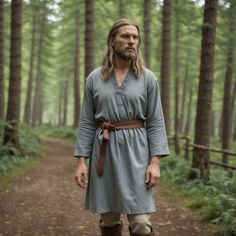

{"left": 97, "top": 119, "right": 145, "bottom": 176}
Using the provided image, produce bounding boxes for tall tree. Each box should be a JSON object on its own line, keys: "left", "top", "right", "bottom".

{"left": 32, "top": 9, "right": 46, "bottom": 127}
{"left": 160, "top": 0, "right": 171, "bottom": 134}
{"left": 119, "top": 0, "right": 125, "bottom": 18}
{"left": 0, "top": 0, "right": 4, "bottom": 119}
{"left": 73, "top": 14, "right": 81, "bottom": 128}
{"left": 143, "top": 0, "right": 151, "bottom": 68}
{"left": 85, "top": 0, "right": 94, "bottom": 78}
{"left": 221, "top": 0, "right": 235, "bottom": 164}
{"left": 174, "top": 0, "right": 180, "bottom": 154}
{"left": 23, "top": 6, "right": 37, "bottom": 124}
{"left": 62, "top": 78, "right": 69, "bottom": 126}
{"left": 184, "top": 85, "right": 193, "bottom": 136}
{"left": 3, "top": 0, "right": 22, "bottom": 147}
{"left": 191, "top": 0, "right": 218, "bottom": 181}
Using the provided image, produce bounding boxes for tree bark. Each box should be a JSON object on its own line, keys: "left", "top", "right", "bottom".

{"left": 221, "top": 0, "right": 235, "bottom": 164}
{"left": 143, "top": 0, "right": 151, "bottom": 69}
{"left": 184, "top": 85, "right": 193, "bottom": 136}
{"left": 160, "top": 0, "right": 171, "bottom": 134}
{"left": 23, "top": 12, "right": 36, "bottom": 124}
{"left": 180, "top": 30, "right": 191, "bottom": 134}
{"left": 85, "top": 0, "right": 94, "bottom": 78}
{"left": 0, "top": 0, "right": 4, "bottom": 119}
{"left": 119, "top": 0, "right": 125, "bottom": 18}
{"left": 3, "top": 0, "right": 22, "bottom": 148}
{"left": 73, "top": 15, "right": 81, "bottom": 128}
{"left": 174, "top": 0, "right": 180, "bottom": 154}
{"left": 191, "top": 0, "right": 218, "bottom": 181}
{"left": 32, "top": 12, "right": 45, "bottom": 127}
{"left": 62, "top": 79, "right": 68, "bottom": 126}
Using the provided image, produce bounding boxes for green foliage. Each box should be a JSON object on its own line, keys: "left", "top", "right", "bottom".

{"left": 162, "top": 156, "right": 236, "bottom": 235}
{"left": 0, "top": 122, "right": 42, "bottom": 176}
{"left": 36, "top": 124, "right": 76, "bottom": 142}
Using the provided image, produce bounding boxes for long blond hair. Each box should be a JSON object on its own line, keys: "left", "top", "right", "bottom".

{"left": 101, "top": 19, "right": 144, "bottom": 80}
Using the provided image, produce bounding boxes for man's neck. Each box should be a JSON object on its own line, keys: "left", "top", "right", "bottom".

{"left": 114, "top": 57, "right": 131, "bottom": 71}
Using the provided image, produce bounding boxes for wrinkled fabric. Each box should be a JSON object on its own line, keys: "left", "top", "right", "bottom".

{"left": 74, "top": 67, "right": 169, "bottom": 214}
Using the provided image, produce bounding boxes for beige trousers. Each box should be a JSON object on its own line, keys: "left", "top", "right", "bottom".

{"left": 100, "top": 212, "right": 152, "bottom": 234}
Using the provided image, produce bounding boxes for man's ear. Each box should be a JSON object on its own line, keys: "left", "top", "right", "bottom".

{"left": 109, "top": 37, "right": 114, "bottom": 47}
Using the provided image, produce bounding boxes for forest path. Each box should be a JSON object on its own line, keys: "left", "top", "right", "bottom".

{"left": 0, "top": 137, "right": 212, "bottom": 236}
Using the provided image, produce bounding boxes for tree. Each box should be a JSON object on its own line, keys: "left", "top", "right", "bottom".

{"left": 191, "top": 0, "right": 218, "bottom": 181}
{"left": 85, "top": 0, "right": 94, "bottom": 78}
{"left": 119, "top": 0, "right": 125, "bottom": 18}
{"left": 160, "top": 0, "right": 171, "bottom": 134}
{"left": 3, "top": 0, "right": 22, "bottom": 148}
{"left": 73, "top": 14, "right": 81, "bottom": 128}
{"left": 173, "top": 0, "right": 180, "bottom": 154}
{"left": 31, "top": 8, "right": 46, "bottom": 127}
{"left": 221, "top": 0, "right": 235, "bottom": 164}
{"left": 23, "top": 3, "right": 37, "bottom": 124}
{"left": 143, "top": 0, "right": 151, "bottom": 68}
{"left": 0, "top": 0, "right": 4, "bottom": 119}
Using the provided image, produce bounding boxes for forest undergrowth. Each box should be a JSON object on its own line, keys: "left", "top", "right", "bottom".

{"left": 1, "top": 124, "right": 236, "bottom": 235}
{"left": 0, "top": 121, "right": 42, "bottom": 176}
{"left": 161, "top": 156, "right": 236, "bottom": 236}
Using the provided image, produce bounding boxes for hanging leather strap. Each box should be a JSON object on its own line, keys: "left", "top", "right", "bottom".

{"left": 97, "top": 119, "right": 145, "bottom": 176}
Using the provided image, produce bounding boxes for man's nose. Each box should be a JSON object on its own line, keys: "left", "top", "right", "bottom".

{"left": 128, "top": 37, "right": 134, "bottom": 44}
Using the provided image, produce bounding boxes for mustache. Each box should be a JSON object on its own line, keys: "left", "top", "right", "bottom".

{"left": 126, "top": 46, "right": 135, "bottom": 50}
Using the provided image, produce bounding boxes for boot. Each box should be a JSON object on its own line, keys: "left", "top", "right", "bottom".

{"left": 129, "top": 227, "right": 154, "bottom": 236}
{"left": 100, "top": 221, "right": 123, "bottom": 236}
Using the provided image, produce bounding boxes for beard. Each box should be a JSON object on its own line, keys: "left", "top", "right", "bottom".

{"left": 113, "top": 45, "right": 137, "bottom": 61}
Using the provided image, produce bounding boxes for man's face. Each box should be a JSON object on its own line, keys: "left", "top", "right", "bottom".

{"left": 111, "top": 25, "right": 139, "bottom": 61}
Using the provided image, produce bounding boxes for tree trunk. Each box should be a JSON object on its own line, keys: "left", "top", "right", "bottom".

{"left": 32, "top": 13, "right": 45, "bottom": 127}
{"left": 0, "top": 0, "right": 4, "bottom": 119}
{"left": 160, "top": 0, "right": 171, "bottom": 134}
{"left": 85, "top": 0, "right": 94, "bottom": 78}
{"left": 221, "top": 0, "right": 235, "bottom": 164}
{"left": 233, "top": 115, "right": 236, "bottom": 141}
{"left": 191, "top": 0, "right": 217, "bottom": 181}
{"left": 119, "top": 0, "right": 125, "bottom": 18}
{"left": 23, "top": 12, "right": 36, "bottom": 124}
{"left": 58, "top": 82, "right": 63, "bottom": 126}
{"left": 73, "top": 15, "right": 81, "bottom": 129}
{"left": 174, "top": 0, "right": 180, "bottom": 154}
{"left": 184, "top": 85, "right": 193, "bottom": 136}
{"left": 230, "top": 78, "right": 236, "bottom": 141}
{"left": 143, "top": 0, "right": 151, "bottom": 69}
{"left": 3, "top": 0, "right": 22, "bottom": 148}
{"left": 62, "top": 79, "right": 68, "bottom": 126}
{"left": 180, "top": 31, "right": 191, "bottom": 134}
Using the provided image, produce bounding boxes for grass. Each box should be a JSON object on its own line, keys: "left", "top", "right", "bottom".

{"left": 161, "top": 154, "right": 236, "bottom": 236}
{"left": 0, "top": 121, "right": 43, "bottom": 177}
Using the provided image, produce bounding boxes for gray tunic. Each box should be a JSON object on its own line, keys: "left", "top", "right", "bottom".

{"left": 74, "top": 67, "right": 169, "bottom": 214}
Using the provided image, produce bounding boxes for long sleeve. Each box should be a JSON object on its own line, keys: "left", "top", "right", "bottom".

{"left": 74, "top": 76, "right": 97, "bottom": 158}
{"left": 146, "top": 74, "right": 170, "bottom": 157}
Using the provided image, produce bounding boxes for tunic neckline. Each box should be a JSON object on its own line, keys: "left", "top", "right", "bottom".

{"left": 112, "top": 69, "right": 132, "bottom": 88}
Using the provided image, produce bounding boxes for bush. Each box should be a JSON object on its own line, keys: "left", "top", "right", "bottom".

{"left": 161, "top": 156, "right": 236, "bottom": 235}
{"left": 0, "top": 121, "right": 42, "bottom": 176}
{"left": 36, "top": 124, "right": 76, "bottom": 142}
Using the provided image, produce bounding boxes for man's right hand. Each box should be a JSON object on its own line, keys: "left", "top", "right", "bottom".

{"left": 75, "top": 157, "right": 88, "bottom": 188}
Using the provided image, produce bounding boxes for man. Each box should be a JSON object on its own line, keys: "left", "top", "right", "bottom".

{"left": 74, "top": 19, "right": 169, "bottom": 236}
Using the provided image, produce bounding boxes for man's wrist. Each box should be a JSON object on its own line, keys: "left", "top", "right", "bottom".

{"left": 151, "top": 156, "right": 161, "bottom": 165}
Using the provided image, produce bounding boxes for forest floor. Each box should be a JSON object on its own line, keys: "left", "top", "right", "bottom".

{"left": 0, "top": 137, "right": 218, "bottom": 236}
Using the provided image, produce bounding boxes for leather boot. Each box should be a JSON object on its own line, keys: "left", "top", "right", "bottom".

{"left": 129, "top": 227, "right": 154, "bottom": 236}
{"left": 100, "top": 222, "right": 123, "bottom": 236}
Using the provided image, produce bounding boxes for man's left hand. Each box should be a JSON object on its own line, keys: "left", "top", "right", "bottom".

{"left": 145, "top": 156, "right": 161, "bottom": 188}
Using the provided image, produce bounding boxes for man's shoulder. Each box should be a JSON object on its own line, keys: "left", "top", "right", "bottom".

{"left": 142, "top": 68, "right": 158, "bottom": 81}
{"left": 86, "top": 67, "right": 102, "bottom": 80}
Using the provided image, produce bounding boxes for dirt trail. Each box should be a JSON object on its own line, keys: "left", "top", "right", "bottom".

{"left": 0, "top": 137, "right": 212, "bottom": 236}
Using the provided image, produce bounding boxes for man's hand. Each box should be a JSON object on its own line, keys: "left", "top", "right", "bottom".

{"left": 145, "top": 156, "right": 161, "bottom": 188}
{"left": 75, "top": 157, "right": 88, "bottom": 189}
